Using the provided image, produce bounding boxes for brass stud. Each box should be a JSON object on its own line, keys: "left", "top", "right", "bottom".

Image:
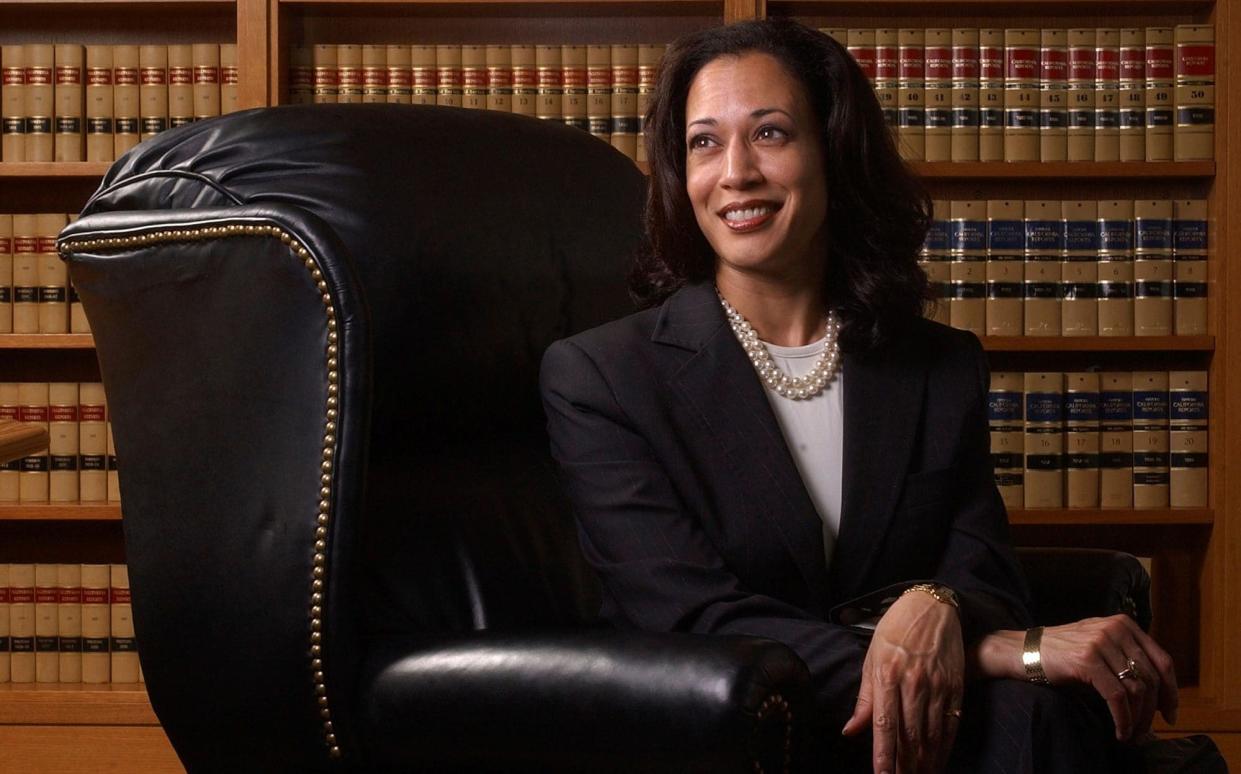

{"left": 304, "top": 258, "right": 315, "bottom": 270}
{"left": 312, "top": 579, "right": 323, "bottom": 592}
{"left": 328, "top": 331, "right": 337, "bottom": 343}
{"left": 311, "top": 644, "right": 322, "bottom": 656}
{"left": 321, "top": 293, "right": 331, "bottom": 306}
{"left": 326, "top": 733, "right": 337, "bottom": 745}
{"left": 327, "top": 371, "right": 338, "bottom": 384}
{"left": 311, "top": 658, "right": 322, "bottom": 670}
{"left": 314, "top": 552, "right": 326, "bottom": 564}
{"left": 316, "top": 280, "right": 328, "bottom": 293}
{"left": 314, "top": 527, "right": 327, "bottom": 541}
{"left": 328, "top": 344, "right": 337, "bottom": 356}
{"left": 314, "top": 540, "right": 326, "bottom": 552}
{"left": 323, "top": 434, "right": 335, "bottom": 446}
{"left": 315, "top": 682, "right": 326, "bottom": 696}
{"left": 311, "top": 620, "right": 322, "bottom": 634}
{"left": 319, "top": 486, "right": 331, "bottom": 499}
{"left": 289, "top": 241, "right": 301, "bottom": 252}
{"left": 317, "top": 514, "right": 329, "bottom": 526}
{"left": 311, "top": 604, "right": 322, "bottom": 618}
{"left": 321, "top": 473, "right": 331, "bottom": 484}
{"left": 319, "top": 708, "right": 331, "bottom": 719}
{"left": 321, "top": 460, "right": 332, "bottom": 472}
{"left": 314, "top": 670, "right": 324, "bottom": 682}
{"left": 280, "top": 233, "right": 292, "bottom": 244}
{"left": 327, "top": 384, "right": 338, "bottom": 396}
{"left": 312, "top": 269, "right": 322, "bottom": 280}
{"left": 319, "top": 501, "right": 330, "bottom": 513}
{"left": 317, "top": 696, "right": 328, "bottom": 707}
{"left": 311, "top": 631, "right": 322, "bottom": 644}
{"left": 327, "top": 409, "right": 338, "bottom": 420}
{"left": 327, "top": 318, "right": 337, "bottom": 330}
{"left": 311, "top": 592, "right": 323, "bottom": 605}
{"left": 313, "top": 566, "right": 324, "bottom": 580}
{"left": 322, "top": 447, "right": 334, "bottom": 460}
{"left": 329, "top": 747, "right": 341, "bottom": 759}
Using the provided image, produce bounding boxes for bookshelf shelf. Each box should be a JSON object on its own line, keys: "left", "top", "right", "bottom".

{"left": 0, "top": 163, "right": 111, "bottom": 179}
{"left": 980, "top": 336, "right": 1215, "bottom": 353}
{"left": 0, "top": 684, "right": 157, "bottom": 726}
{"left": 1007, "top": 507, "right": 1213, "bottom": 526}
{"left": 0, "top": 504, "right": 122, "bottom": 521}
{"left": 0, "top": 335, "right": 96, "bottom": 350}
{"left": 914, "top": 161, "right": 1215, "bottom": 181}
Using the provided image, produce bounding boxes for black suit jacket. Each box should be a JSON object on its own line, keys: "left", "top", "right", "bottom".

{"left": 539, "top": 281, "right": 1033, "bottom": 723}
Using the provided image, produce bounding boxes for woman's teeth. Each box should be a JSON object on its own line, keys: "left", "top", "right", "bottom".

{"left": 724, "top": 207, "right": 773, "bottom": 222}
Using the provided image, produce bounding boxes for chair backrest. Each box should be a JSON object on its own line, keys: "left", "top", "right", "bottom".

{"left": 59, "top": 105, "right": 646, "bottom": 771}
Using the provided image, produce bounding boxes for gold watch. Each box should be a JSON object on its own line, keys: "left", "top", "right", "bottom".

{"left": 901, "top": 583, "right": 960, "bottom": 610}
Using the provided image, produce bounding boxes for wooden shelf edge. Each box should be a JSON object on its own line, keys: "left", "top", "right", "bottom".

{"left": 1008, "top": 508, "right": 1213, "bottom": 526}
{"left": 914, "top": 161, "right": 1215, "bottom": 180}
{"left": 0, "top": 335, "right": 96, "bottom": 350}
{"left": 0, "top": 504, "right": 122, "bottom": 521}
{"left": 0, "top": 163, "right": 112, "bottom": 180}
{"left": 282, "top": 0, "right": 717, "bottom": 4}
{"left": 1153, "top": 689, "right": 1241, "bottom": 733}
{"left": 0, "top": 684, "right": 157, "bottom": 726}
{"left": 980, "top": 336, "right": 1215, "bottom": 353}
{"left": 772, "top": 0, "right": 1211, "bottom": 7}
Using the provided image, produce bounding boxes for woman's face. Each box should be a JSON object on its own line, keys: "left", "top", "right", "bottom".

{"left": 684, "top": 51, "right": 828, "bottom": 283}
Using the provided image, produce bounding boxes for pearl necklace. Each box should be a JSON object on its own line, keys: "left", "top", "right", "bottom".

{"left": 717, "top": 291, "right": 842, "bottom": 401}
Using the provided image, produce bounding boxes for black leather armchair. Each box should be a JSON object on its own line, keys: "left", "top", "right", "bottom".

{"left": 58, "top": 105, "right": 1152, "bottom": 774}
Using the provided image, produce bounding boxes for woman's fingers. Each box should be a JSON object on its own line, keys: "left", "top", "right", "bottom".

{"left": 1124, "top": 619, "right": 1180, "bottom": 723}
{"left": 899, "top": 666, "right": 929, "bottom": 772}
{"left": 1087, "top": 659, "right": 1135, "bottom": 741}
{"left": 842, "top": 668, "right": 873, "bottom": 737}
{"left": 872, "top": 673, "right": 901, "bottom": 774}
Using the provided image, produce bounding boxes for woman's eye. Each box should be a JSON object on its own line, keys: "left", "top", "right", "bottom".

{"left": 756, "top": 125, "right": 788, "bottom": 141}
{"left": 688, "top": 134, "right": 713, "bottom": 150}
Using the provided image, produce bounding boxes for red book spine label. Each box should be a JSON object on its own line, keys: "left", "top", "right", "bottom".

{"left": 2, "top": 66, "right": 22, "bottom": 86}
{"left": 365, "top": 69, "right": 388, "bottom": 88}
{"left": 1147, "top": 47, "right": 1174, "bottom": 81}
{"left": 875, "top": 44, "right": 898, "bottom": 80}
{"left": 25, "top": 67, "right": 52, "bottom": 86}
{"left": 952, "top": 46, "right": 978, "bottom": 80}
{"left": 0, "top": 588, "right": 8, "bottom": 604}
{"left": 1069, "top": 47, "right": 1095, "bottom": 81}
{"left": 411, "top": 69, "right": 435, "bottom": 90}
{"left": 1120, "top": 48, "right": 1144, "bottom": 81}
{"left": 586, "top": 69, "right": 608, "bottom": 89}
{"left": 1006, "top": 47, "right": 1038, "bottom": 81}
{"left": 111, "top": 588, "right": 132, "bottom": 604}
{"left": 222, "top": 66, "right": 239, "bottom": 86}
{"left": 980, "top": 46, "right": 1004, "bottom": 79}
{"left": 141, "top": 68, "right": 166, "bottom": 86}
{"left": 80, "top": 405, "right": 106, "bottom": 422}
{"left": 339, "top": 69, "right": 362, "bottom": 89}
{"left": 1096, "top": 49, "right": 1119, "bottom": 81}
{"left": 35, "top": 587, "right": 57, "bottom": 604}
{"left": 10, "top": 587, "right": 34, "bottom": 604}
{"left": 388, "top": 69, "right": 412, "bottom": 88}
{"left": 115, "top": 67, "right": 139, "bottom": 86}
{"left": 461, "top": 69, "right": 485, "bottom": 89}
{"left": 0, "top": 237, "right": 10, "bottom": 253}
{"left": 1177, "top": 45, "right": 1214, "bottom": 79}
{"left": 562, "top": 67, "right": 586, "bottom": 88}
{"left": 612, "top": 66, "right": 638, "bottom": 86}
{"left": 58, "top": 587, "right": 83, "bottom": 604}
{"left": 87, "top": 67, "right": 112, "bottom": 86}
{"left": 315, "top": 68, "right": 338, "bottom": 88}
{"left": 487, "top": 68, "right": 511, "bottom": 89}
{"left": 19, "top": 406, "right": 48, "bottom": 422}
{"left": 290, "top": 67, "right": 312, "bottom": 88}
{"left": 36, "top": 236, "right": 57, "bottom": 253}
{"left": 50, "top": 406, "right": 78, "bottom": 422}
{"left": 925, "top": 45, "right": 951, "bottom": 80}
{"left": 15, "top": 236, "right": 38, "bottom": 254}
{"left": 82, "top": 588, "right": 109, "bottom": 605}
{"left": 512, "top": 69, "right": 536, "bottom": 88}
{"left": 194, "top": 66, "right": 219, "bottom": 85}
{"left": 437, "top": 69, "right": 462, "bottom": 88}
{"left": 849, "top": 48, "right": 876, "bottom": 80}
{"left": 538, "top": 69, "right": 561, "bottom": 89}
{"left": 1040, "top": 48, "right": 1067, "bottom": 82}
{"left": 898, "top": 45, "right": 924, "bottom": 80}
{"left": 0, "top": 406, "right": 17, "bottom": 421}
{"left": 56, "top": 66, "right": 82, "bottom": 86}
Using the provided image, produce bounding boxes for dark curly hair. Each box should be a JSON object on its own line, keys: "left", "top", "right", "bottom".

{"left": 633, "top": 19, "right": 932, "bottom": 353}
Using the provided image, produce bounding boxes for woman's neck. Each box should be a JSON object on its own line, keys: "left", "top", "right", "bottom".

{"left": 715, "top": 270, "right": 826, "bottom": 347}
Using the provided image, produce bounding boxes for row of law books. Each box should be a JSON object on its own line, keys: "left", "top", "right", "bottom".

{"left": 1, "top": 213, "right": 89, "bottom": 335}
{"left": 0, "top": 563, "right": 139, "bottom": 684}
{"left": 0, "top": 383, "right": 120, "bottom": 505}
{"left": 919, "top": 199, "right": 1207, "bottom": 337}
{"left": 817, "top": 26, "right": 1215, "bottom": 162}
{"left": 989, "top": 371, "right": 1207, "bottom": 510}
{"left": 1, "top": 44, "right": 241, "bottom": 163}
{"left": 294, "top": 43, "right": 666, "bottom": 162}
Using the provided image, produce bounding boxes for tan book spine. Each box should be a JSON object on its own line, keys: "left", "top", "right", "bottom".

{"left": 0, "top": 564, "right": 9, "bottom": 682}
{"left": 34, "top": 564, "right": 57, "bottom": 682}
{"left": 989, "top": 371, "right": 1024, "bottom": 510}
{"left": 139, "top": 45, "right": 168, "bottom": 141}
{"left": 113, "top": 46, "right": 140, "bottom": 156}
{"left": 386, "top": 45, "right": 411, "bottom": 105}
{"left": 79, "top": 382, "right": 107, "bottom": 502}
{"left": 80, "top": 564, "right": 109, "bottom": 683}
{"left": 0, "top": 215, "right": 11, "bottom": 333}
{"left": 1065, "top": 372, "right": 1101, "bottom": 507}
{"left": 53, "top": 45, "right": 84, "bottom": 161}
{"left": 85, "top": 46, "right": 114, "bottom": 162}
{"left": 1172, "top": 199, "right": 1207, "bottom": 335}
{"left": 219, "top": 44, "right": 237, "bottom": 114}
{"left": 48, "top": 382, "right": 78, "bottom": 503}
{"left": 107, "top": 420, "right": 119, "bottom": 503}
{"left": 12, "top": 215, "right": 38, "bottom": 333}
{"left": 1133, "top": 371, "right": 1170, "bottom": 508}
{"left": 920, "top": 199, "right": 951, "bottom": 326}
{"left": 923, "top": 29, "right": 951, "bottom": 162}
{"left": 585, "top": 45, "right": 609, "bottom": 139}
{"left": 410, "top": 45, "right": 436, "bottom": 107}
{"left": 1100, "top": 372, "right": 1134, "bottom": 507}
{"left": 1174, "top": 25, "right": 1213, "bottom": 161}
{"left": 435, "top": 45, "right": 462, "bottom": 109}
{"left": 820, "top": 28, "right": 848, "bottom": 46}
{"left": 1038, "top": 29, "right": 1068, "bottom": 162}
{"left": 1133, "top": 200, "right": 1173, "bottom": 336}
{"left": 986, "top": 199, "right": 1024, "bottom": 336}
{"left": 874, "top": 29, "right": 898, "bottom": 143}
{"left": 24, "top": 44, "right": 55, "bottom": 161}
{"left": 2, "top": 45, "right": 26, "bottom": 161}
{"left": 1060, "top": 200, "right": 1099, "bottom": 336}
{"left": 312, "top": 44, "right": 338, "bottom": 105}
{"left": 0, "top": 384, "right": 19, "bottom": 501}
{"left": 1024, "top": 372, "right": 1064, "bottom": 508}
{"left": 949, "top": 28, "right": 979, "bottom": 162}
{"left": 1169, "top": 371, "right": 1207, "bottom": 507}
{"left": 18, "top": 382, "right": 49, "bottom": 502}
{"left": 361, "top": 45, "right": 387, "bottom": 105}
{"left": 57, "top": 563, "right": 82, "bottom": 683}
{"left": 948, "top": 200, "right": 985, "bottom": 335}
{"left": 9, "top": 564, "right": 34, "bottom": 682}
{"left": 36, "top": 213, "right": 68, "bottom": 334}
{"left": 485, "top": 45, "right": 511, "bottom": 113}
{"left": 561, "top": 45, "right": 587, "bottom": 129}
{"left": 1023, "top": 200, "right": 1061, "bottom": 335}
{"left": 1003, "top": 29, "right": 1039, "bottom": 162}
{"left": 978, "top": 29, "right": 1004, "bottom": 161}
{"left": 1144, "top": 27, "right": 1174, "bottom": 161}
{"left": 460, "top": 45, "right": 486, "bottom": 111}
{"left": 610, "top": 44, "right": 638, "bottom": 161}
{"left": 67, "top": 213, "right": 86, "bottom": 333}
{"left": 337, "top": 44, "right": 362, "bottom": 104}
{"left": 1094, "top": 29, "right": 1120, "bottom": 162}
{"left": 1066, "top": 29, "right": 1095, "bottom": 161}
{"left": 110, "top": 564, "right": 138, "bottom": 683}
{"left": 1097, "top": 199, "right": 1135, "bottom": 336}
{"left": 166, "top": 45, "right": 193, "bottom": 128}
{"left": 510, "top": 45, "right": 536, "bottom": 117}
{"left": 192, "top": 44, "right": 220, "bottom": 119}
{"left": 1119, "top": 29, "right": 1145, "bottom": 162}
{"left": 288, "top": 46, "right": 313, "bottom": 105}
{"left": 847, "top": 28, "right": 877, "bottom": 83}
{"left": 636, "top": 43, "right": 664, "bottom": 164}
{"left": 896, "top": 28, "right": 925, "bottom": 161}
{"left": 535, "top": 45, "right": 562, "bottom": 121}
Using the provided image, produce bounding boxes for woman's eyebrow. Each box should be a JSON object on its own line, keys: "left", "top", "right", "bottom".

{"left": 687, "top": 107, "right": 793, "bottom": 130}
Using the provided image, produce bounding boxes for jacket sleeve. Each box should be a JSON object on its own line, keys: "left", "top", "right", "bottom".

{"left": 540, "top": 337, "right": 868, "bottom": 726}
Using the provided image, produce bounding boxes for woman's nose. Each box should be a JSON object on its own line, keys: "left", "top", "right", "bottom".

{"left": 720, "top": 139, "right": 763, "bottom": 189}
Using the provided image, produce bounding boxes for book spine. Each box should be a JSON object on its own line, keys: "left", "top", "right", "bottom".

{"left": 1145, "top": 27, "right": 1174, "bottom": 161}
{"left": 847, "top": 28, "right": 876, "bottom": 83}
{"left": 1133, "top": 371, "right": 1170, "bottom": 508}
{"left": 34, "top": 563, "right": 58, "bottom": 682}
{"left": 337, "top": 45, "right": 362, "bottom": 105}
{"left": 139, "top": 45, "right": 168, "bottom": 141}
{"left": 1024, "top": 372, "right": 1064, "bottom": 508}
{"left": 79, "top": 382, "right": 107, "bottom": 502}
{"left": 820, "top": 28, "right": 848, "bottom": 47}
{"left": 193, "top": 44, "right": 221, "bottom": 119}
{"left": 985, "top": 199, "right": 1024, "bottom": 336}
{"left": 362, "top": 45, "right": 388, "bottom": 105}
{"left": 167, "top": 45, "right": 194, "bottom": 128}
{"left": 510, "top": 45, "right": 536, "bottom": 117}
{"left": 0, "top": 214, "right": 11, "bottom": 334}
{"left": 897, "top": 28, "right": 925, "bottom": 161}
{"left": 9, "top": 564, "right": 34, "bottom": 683}
{"left": 1038, "top": 29, "right": 1068, "bottom": 162}
{"left": 1134, "top": 199, "right": 1174, "bottom": 335}
{"left": 1023, "top": 200, "right": 1062, "bottom": 335}
{"left": 0, "top": 564, "right": 8, "bottom": 683}
{"left": 107, "top": 420, "right": 120, "bottom": 503}
{"left": 0, "top": 384, "right": 19, "bottom": 501}
{"left": 586, "top": 45, "right": 610, "bottom": 141}
{"left": 1119, "top": 29, "right": 1146, "bottom": 161}
{"left": 485, "top": 45, "right": 511, "bottom": 113}
{"left": 636, "top": 44, "right": 664, "bottom": 163}
{"left": 1066, "top": 29, "right": 1095, "bottom": 161}
{"left": 1060, "top": 199, "right": 1099, "bottom": 336}
{"left": 18, "top": 382, "right": 49, "bottom": 503}
{"left": 535, "top": 45, "right": 561, "bottom": 121}
{"left": 288, "top": 46, "right": 313, "bottom": 105}
{"left": 113, "top": 46, "right": 140, "bottom": 156}
{"left": 561, "top": 45, "right": 587, "bottom": 129}
{"left": 610, "top": 44, "right": 639, "bottom": 161}
{"left": 85, "top": 46, "right": 114, "bottom": 163}
{"left": 12, "top": 215, "right": 38, "bottom": 333}
{"left": 923, "top": 29, "right": 952, "bottom": 162}
{"left": 48, "top": 382, "right": 79, "bottom": 503}
{"left": 24, "top": 45, "right": 55, "bottom": 162}
{"left": 1065, "top": 372, "right": 1101, "bottom": 507}
{"left": 988, "top": 371, "right": 1024, "bottom": 510}
{"left": 1174, "top": 25, "right": 1214, "bottom": 161}
{"left": 68, "top": 212, "right": 86, "bottom": 333}
{"left": 461, "top": 45, "right": 486, "bottom": 111}
{"left": 312, "top": 44, "right": 338, "bottom": 104}
{"left": 410, "top": 45, "right": 436, "bottom": 107}
{"left": 2, "top": 45, "right": 26, "bottom": 161}
{"left": 57, "top": 563, "right": 82, "bottom": 683}
{"left": 36, "top": 213, "right": 68, "bottom": 334}
{"left": 80, "top": 564, "right": 110, "bottom": 684}
{"left": 1003, "top": 29, "right": 1039, "bottom": 162}
{"left": 1097, "top": 199, "right": 1135, "bottom": 336}
{"left": 950, "top": 28, "right": 979, "bottom": 162}
{"left": 978, "top": 29, "right": 1005, "bottom": 161}
{"left": 1094, "top": 29, "right": 1120, "bottom": 161}
{"left": 874, "top": 29, "right": 899, "bottom": 143}
{"left": 1169, "top": 370, "right": 1208, "bottom": 507}
{"left": 54, "top": 45, "right": 84, "bottom": 162}
{"left": 216, "top": 42, "right": 235, "bottom": 114}
{"left": 919, "top": 199, "right": 951, "bottom": 326}
{"left": 435, "top": 45, "right": 463, "bottom": 109}
{"left": 386, "top": 45, "right": 412, "bottom": 105}
{"left": 1100, "top": 372, "right": 1135, "bottom": 507}
{"left": 1172, "top": 199, "right": 1207, "bottom": 335}
{"left": 110, "top": 564, "right": 138, "bottom": 683}
{"left": 948, "top": 200, "right": 985, "bottom": 335}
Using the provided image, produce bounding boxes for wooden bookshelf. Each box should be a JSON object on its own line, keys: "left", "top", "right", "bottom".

{"left": 0, "top": 335, "right": 96, "bottom": 350}
{"left": 0, "top": 163, "right": 113, "bottom": 179}
{"left": 0, "top": 684, "right": 157, "bottom": 726}
{"left": 1008, "top": 507, "right": 1214, "bottom": 526}
{"left": 914, "top": 161, "right": 1216, "bottom": 180}
{"left": 979, "top": 336, "right": 1215, "bottom": 352}
{"left": 0, "top": 504, "right": 122, "bottom": 521}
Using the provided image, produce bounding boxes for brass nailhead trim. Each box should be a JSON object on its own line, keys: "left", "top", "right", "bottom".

{"left": 752, "top": 693, "right": 794, "bottom": 774}
{"left": 60, "top": 221, "right": 346, "bottom": 762}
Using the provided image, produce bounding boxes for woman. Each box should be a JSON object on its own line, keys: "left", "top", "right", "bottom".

{"left": 540, "top": 19, "right": 1176, "bottom": 772}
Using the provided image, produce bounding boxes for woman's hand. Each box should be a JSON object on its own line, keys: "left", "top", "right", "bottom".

{"left": 842, "top": 589, "right": 965, "bottom": 774}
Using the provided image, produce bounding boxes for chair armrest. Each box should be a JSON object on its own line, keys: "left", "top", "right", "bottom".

{"left": 358, "top": 630, "right": 810, "bottom": 773}
{"left": 1016, "top": 547, "right": 1152, "bottom": 630}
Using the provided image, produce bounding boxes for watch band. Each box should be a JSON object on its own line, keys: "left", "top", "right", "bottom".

{"left": 1023, "top": 626, "right": 1050, "bottom": 684}
{"left": 901, "top": 582, "right": 960, "bottom": 610}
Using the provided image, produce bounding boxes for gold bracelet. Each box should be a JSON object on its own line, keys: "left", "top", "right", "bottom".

{"left": 1023, "top": 626, "right": 1050, "bottom": 684}
{"left": 901, "top": 583, "right": 960, "bottom": 609}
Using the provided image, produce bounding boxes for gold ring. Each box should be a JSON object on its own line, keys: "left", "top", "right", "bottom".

{"left": 1117, "top": 667, "right": 1136, "bottom": 681}
{"left": 945, "top": 709, "right": 963, "bottom": 719}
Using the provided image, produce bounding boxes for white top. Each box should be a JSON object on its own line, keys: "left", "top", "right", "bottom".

{"left": 759, "top": 336, "right": 844, "bottom": 571}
